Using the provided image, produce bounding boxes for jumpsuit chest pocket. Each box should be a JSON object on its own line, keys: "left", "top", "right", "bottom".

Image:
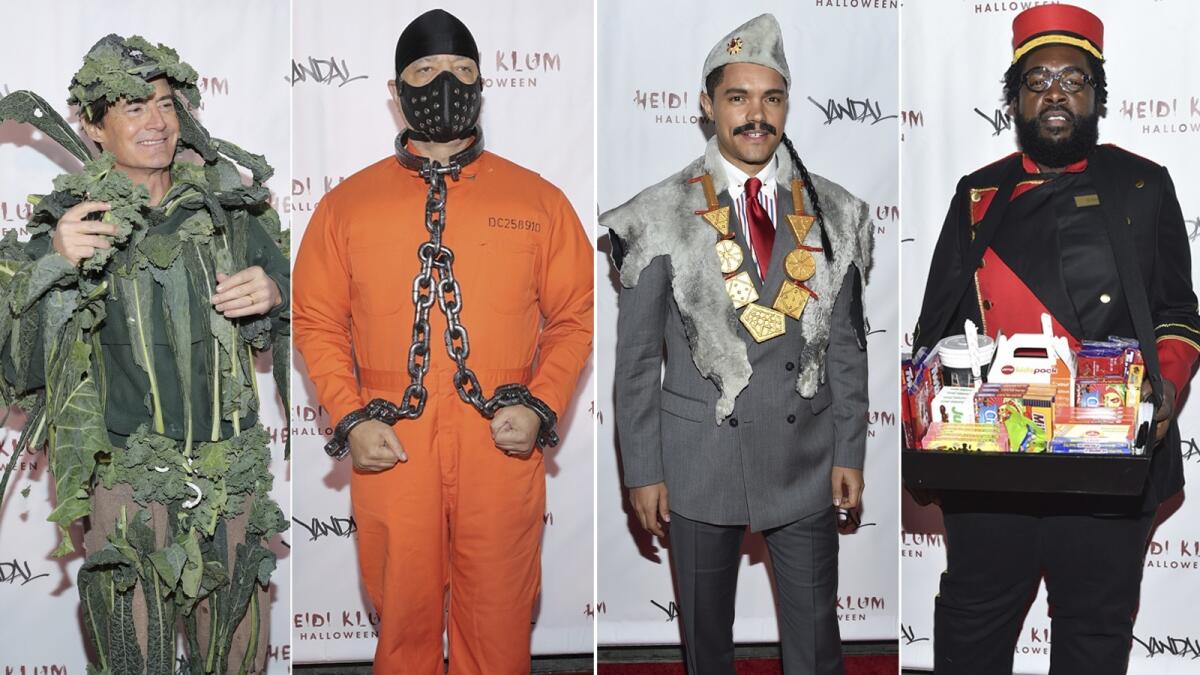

{"left": 349, "top": 238, "right": 416, "bottom": 317}
{"left": 457, "top": 240, "right": 539, "bottom": 317}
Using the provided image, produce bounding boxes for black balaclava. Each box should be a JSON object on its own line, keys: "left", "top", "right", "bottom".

{"left": 395, "top": 9, "right": 482, "bottom": 143}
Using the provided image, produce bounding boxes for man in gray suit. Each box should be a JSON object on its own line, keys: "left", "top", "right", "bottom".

{"left": 602, "top": 14, "right": 873, "bottom": 675}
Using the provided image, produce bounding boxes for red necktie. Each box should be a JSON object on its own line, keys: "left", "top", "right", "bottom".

{"left": 744, "top": 177, "right": 774, "bottom": 282}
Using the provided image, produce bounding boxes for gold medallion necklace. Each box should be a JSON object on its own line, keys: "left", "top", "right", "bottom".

{"left": 692, "top": 175, "right": 821, "bottom": 342}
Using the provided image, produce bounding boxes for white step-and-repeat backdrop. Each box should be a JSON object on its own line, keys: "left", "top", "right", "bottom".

{"left": 0, "top": 1, "right": 292, "bottom": 672}
{"left": 289, "top": 0, "right": 596, "bottom": 662}
{"left": 901, "top": 1, "right": 1200, "bottom": 672}
{"left": 596, "top": 1, "right": 899, "bottom": 645}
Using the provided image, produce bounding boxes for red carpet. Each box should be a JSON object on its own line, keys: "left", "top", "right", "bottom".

{"left": 598, "top": 654, "right": 898, "bottom": 674}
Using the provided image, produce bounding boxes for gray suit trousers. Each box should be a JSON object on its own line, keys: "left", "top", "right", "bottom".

{"left": 669, "top": 507, "right": 843, "bottom": 675}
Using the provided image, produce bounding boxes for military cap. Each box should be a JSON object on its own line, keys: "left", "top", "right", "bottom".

{"left": 702, "top": 14, "right": 790, "bottom": 90}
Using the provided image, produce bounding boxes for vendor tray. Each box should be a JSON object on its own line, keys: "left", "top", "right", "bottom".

{"left": 902, "top": 446, "right": 1151, "bottom": 496}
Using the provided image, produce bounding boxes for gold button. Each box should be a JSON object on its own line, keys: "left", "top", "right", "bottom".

{"left": 1100, "top": 293, "right": 1111, "bottom": 304}
{"left": 1135, "top": 179, "right": 1145, "bottom": 189}
{"left": 982, "top": 299, "right": 993, "bottom": 310}
{"left": 970, "top": 189, "right": 982, "bottom": 203}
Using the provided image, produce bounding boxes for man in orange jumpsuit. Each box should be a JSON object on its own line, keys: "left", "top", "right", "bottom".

{"left": 292, "top": 9, "right": 593, "bottom": 673}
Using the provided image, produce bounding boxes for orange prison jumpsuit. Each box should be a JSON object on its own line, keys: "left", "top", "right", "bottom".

{"left": 293, "top": 151, "right": 593, "bottom": 673}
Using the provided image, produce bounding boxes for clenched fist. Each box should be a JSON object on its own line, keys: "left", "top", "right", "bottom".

{"left": 490, "top": 405, "right": 539, "bottom": 457}
{"left": 1144, "top": 379, "right": 1178, "bottom": 445}
{"left": 348, "top": 419, "right": 407, "bottom": 472}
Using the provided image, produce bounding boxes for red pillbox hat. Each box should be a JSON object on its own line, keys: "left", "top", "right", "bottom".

{"left": 1012, "top": 4, "right": 1103, "bottom": 64}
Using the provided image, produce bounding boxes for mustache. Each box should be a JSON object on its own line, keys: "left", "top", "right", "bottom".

{"left": 1039, "top": 105, "right": 1075, "bottom": 121}
{"left": 732, "top": 121, "right": 778, "bottom": 136}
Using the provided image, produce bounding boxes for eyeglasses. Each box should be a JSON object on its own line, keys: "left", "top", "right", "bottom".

{"left": 1021, "top": 67, "right": 1096, "bottom": 94}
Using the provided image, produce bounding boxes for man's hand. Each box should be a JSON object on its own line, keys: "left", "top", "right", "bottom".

{"left": 211, "top": 267, "right": 283, "bottom": 318}
{"left": 1145, "top": 379, "right": 1178, "bottom": 445}
{"left": 832, "top": 466, "right": 864, "bottom": 510}
{"left": 52, "top": 201, "right": 115, "bottom": 266}
{"left": 630, "top": 482, "right": 670, "bottom": 537}
{"left": 348, "top": 419, "right": 406, "bottom": 472}
{"left": 490, "top": 405, "right": 540, "bottom": 457}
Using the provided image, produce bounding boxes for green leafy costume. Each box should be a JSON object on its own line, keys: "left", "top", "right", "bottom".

{"left": 0, "top": 35, "right": 289, "bottom": 674}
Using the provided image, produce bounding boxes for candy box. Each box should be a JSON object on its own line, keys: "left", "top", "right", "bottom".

{"left": 933, "top": 386, "right": 977, "bottom": 424}
{"left": 908, "top": 369, "right": 935, "bottom": 447}
{"left": 1077, "top": 353, "right": 1125, "bottom": 379}
{"left": 922, "top": 422, "right": 1008, "bottom": 453}
{"left": 1076, "top": 377, "right": 1127, "bottom": 408}
{"left": 975, "top": 384, "right": 1027, "bottom": 424}
{"left": 1055, "top": 406, "right": 1136, "bottom": 425}
{"left": 1052, "top": 422, "right": 1135, "bottom": 454}
{"left": 1126, "top": 364, "right": 1144, "bottom": 407}
{"left": 1055, "top": 422, "right": 1134, "bottom": 443}
{"left": 1022, "top": 384, "right": 1056, "bottom": 437}
{"left": 1049, "top": 439, "right": 1134, "bottom": 455}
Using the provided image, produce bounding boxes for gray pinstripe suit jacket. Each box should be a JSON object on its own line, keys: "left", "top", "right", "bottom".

{"left": 610, "top": 176, "right": 870, "bottom": 532}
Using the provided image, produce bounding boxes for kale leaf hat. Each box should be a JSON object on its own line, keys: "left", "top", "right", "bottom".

{"left": 68, "top": 34, "right": 201, "bottom": 121}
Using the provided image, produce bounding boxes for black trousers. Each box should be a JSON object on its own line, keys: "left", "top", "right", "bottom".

{"left": 668, "top": 507, "right": 843, "bottom": 675}
{"left": 934, "top": 493, "right": 1155, "bottom": 675}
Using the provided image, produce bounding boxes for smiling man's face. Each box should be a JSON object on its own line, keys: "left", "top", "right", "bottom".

{"left": 701, "top": 62, "right": 788, "bottom": 176}
{"left": 83, "top": 77, "right": 179, "bottom": 174}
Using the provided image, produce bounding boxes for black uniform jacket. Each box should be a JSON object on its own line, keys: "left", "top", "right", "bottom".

{"left": 914, "top": 144, "right": 1200, "bottom": 507}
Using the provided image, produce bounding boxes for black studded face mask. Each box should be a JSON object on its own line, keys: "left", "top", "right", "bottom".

{"left": 399, "top": 70, "right": 482, "bottom": 143}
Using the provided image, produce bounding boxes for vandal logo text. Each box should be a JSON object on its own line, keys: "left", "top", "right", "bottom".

{"left": 292, "top": 515, "right": 356, "bottom": 542}
{"left": 808, "top": 96, "right": 897, "bottom": 126}
{"left": 0, "top": 559, "right": 48, "bottom": 586}
{"left": 289, "top": 57, "right": 368, "bottom": 88}
{"left": 976, "top": 107, "right": 1012, "bottom": 136}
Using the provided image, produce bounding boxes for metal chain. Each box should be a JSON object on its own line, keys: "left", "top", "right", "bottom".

{"left": 323, "top": 134, "right": 558, "bottom": 459}
{"left": 422, "top": 164, "right": 488, "bottom": 413}
{"left": 366, "top": 162, "right": 484, "bottom": 421}
{"left": 364, "top": 162, "right": 558, "bottom": 446}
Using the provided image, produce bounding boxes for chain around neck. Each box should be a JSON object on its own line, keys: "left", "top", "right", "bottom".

{"left": 394, "top": 127, "right": 485, "bottom": 181}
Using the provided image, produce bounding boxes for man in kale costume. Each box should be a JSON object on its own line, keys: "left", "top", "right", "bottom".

{"left": 0, "top": 35, "right": 289, "bottom": 674}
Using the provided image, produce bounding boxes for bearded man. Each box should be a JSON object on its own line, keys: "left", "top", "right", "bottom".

{"left": 911, "top": 5, "right": 1200, "bottom": 673}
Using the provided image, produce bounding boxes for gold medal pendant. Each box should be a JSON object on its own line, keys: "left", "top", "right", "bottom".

{"left": 773, "top": 282, "right": 810, "bottom": 320}
{"left": 787, "top": 213, "right": 815, "bottom": 243}
{"left": 714, "top": 239, "right": 744, "bottom": 274}
{"left": 740, "top": 303, "right": 787, "bottom": 342}
{"left": 784, "top": 249, "right": 816, "bottom": 282}
{"left": 725, "top": 271, "right": 758, "bottom": 309}
{"left": 702, "top": 206, "right": 731, "bottom": 237}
